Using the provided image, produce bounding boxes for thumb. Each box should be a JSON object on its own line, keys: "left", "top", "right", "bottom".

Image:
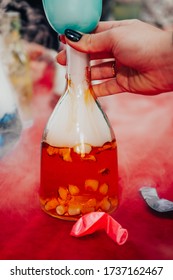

{"left": 64, "top": 29, "right": 114, "bottom": 55}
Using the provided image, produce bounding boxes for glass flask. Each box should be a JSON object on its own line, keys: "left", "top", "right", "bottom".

{"left": 40, "top": 0, "right": 119, "bottom": 220}
{"left": 0, "top": 33, "right": 22, "bottom": 158}
{"left": 1, "top": 11, "right": 33, "bottom": 127}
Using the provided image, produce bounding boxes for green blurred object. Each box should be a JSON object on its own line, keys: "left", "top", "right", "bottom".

{"left": 114, "top": 1, "right": 141, "bottom": 20}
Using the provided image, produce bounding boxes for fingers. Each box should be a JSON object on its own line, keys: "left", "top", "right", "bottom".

{"left": 94, "top": 19, "right": 137, "bottom": 33}
{"left": 57, "top": 19, "right": 142, "bottom": 65}
{"left": 90, "top": 52, "right": 114, "bottom": 61}
{"left": 57, "top": 47, "right": 114, "bottom": 66}
{"left": 57, "top": 50, "right": 117, "bottom": 80}
{"left": 57, "top": 22, "right": 122, "bottom": 65}
{"left": 57, "top": 49, "right": 124, "bottom": 97}
{"left": 91, "top": 60, "right": 116, "bottom": 80}
{"left": 64, "top": 29, "right": 115, "bottom": 54}
{"left": 92, "top": 78, "right": 123, "bottom": 97}
{"left": 56, "top": 49, "right": 66, "bottom": 65}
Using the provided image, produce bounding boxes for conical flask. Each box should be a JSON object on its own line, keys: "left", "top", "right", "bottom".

{"left": 1, "top": 11, "right": 33, "bottom": 127}
{"left": 0, "top": 35, "right": 22, "bottom": 158}
{"left": 40, "top": 45, "right": 119, "bottom": 220}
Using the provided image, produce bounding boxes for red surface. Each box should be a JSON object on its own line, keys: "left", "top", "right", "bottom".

{"left": 0, "top": 87, "right": 173, "bottom": 260}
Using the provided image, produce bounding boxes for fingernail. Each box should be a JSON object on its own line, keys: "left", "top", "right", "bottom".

{"left": 65, "top": 29, "right": 82, "bottom": 42}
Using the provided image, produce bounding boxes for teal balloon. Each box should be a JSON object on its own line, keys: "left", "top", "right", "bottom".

{"left": 42, "top": 0, "right": 102, "bottom": 34}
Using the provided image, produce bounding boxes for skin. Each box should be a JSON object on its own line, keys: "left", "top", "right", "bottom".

{"left": 57, "top": 19, "right": 173, "bottom": 97}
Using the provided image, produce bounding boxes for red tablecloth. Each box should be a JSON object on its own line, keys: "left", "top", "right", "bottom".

{"left": 0, "top": 88, "right": 173, "bottom": 260}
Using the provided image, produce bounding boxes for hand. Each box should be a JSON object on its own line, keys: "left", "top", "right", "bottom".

{"left": 57, "top": 20, "right": 173, "bottom": 97}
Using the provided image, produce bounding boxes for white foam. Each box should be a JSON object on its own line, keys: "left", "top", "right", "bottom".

{"left": 45, "top": 86, "right": 113, "bottom": 148}
{"left": 44, "top": 47, "right": 114, "bottom": 150}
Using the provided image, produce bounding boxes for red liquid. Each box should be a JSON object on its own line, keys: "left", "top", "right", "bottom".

{"left": 40, "top": 140, "right": 119, "bottom": 220}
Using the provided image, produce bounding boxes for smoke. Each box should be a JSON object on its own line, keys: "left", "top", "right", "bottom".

{"left": 0, "top": 93, "right": 52, "bottom": 217}
{"left": 1, "top": 89, "right": 173, "bottom": 216}
{"left": 100, "top": 91, "right": 173, "bottom": 202}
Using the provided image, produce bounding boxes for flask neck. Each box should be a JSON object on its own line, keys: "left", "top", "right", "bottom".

{"left": 66, "top": 44, "right": 90, "bottom": 89}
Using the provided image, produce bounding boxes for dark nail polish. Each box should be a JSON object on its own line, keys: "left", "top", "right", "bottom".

{"left": 65, "top": 29, "right": 82, "bottom": 42}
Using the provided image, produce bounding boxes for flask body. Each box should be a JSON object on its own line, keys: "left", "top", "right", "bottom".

{"left": 40, "top": 48, "right": 119, "bottom": 220}
{"left": 40, "top": 131, "right": 118, "bottom": 221}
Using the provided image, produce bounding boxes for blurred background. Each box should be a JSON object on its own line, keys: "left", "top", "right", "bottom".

{"left": 1, "top": 1, "right": 173, "bottom": 261}
{"left": 1, "top": 0, "right": 173, "bottom": 50}
{"left": 0, "top": 0, "right": 173, "bottom": 130}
